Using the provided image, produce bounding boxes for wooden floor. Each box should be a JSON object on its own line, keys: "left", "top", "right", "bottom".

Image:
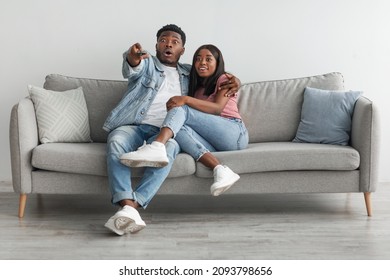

{"left": 0, "top": 181, "right": 389, "bottom": 260}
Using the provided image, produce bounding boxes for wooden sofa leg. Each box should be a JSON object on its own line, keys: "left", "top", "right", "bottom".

{"left": 364, "top": 192, "right": 372, "bottom": 217}
{"left": 19, "top": 194, "right": 27, "bottom": 218}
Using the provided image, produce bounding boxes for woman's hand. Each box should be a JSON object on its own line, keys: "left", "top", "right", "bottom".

{"left": 166, "top": 96, "right": 188, "bottom": 111}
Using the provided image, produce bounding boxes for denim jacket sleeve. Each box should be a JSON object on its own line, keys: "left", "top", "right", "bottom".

{"left": 103, "top": 52, "right": 191, "bottom": 133}
{"left": 103, "top": 53, "right": 164, "bottom": 132}
{"left": 122, "top": 51, "right": 144, "bottom": 80}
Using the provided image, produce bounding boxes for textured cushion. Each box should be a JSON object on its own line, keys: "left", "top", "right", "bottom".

{"left": 238, "top": 72, "right": 345, "bottom": 143}
{"left": 43, "top": 74, "right": 127, "bottom": 143}
{"left": 293, "top": 87, "right": 362, "bottom": 145}
{"left": 28, "top": 85, "right": 92, "bottom": 144}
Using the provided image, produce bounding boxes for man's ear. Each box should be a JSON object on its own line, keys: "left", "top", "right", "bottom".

{"left": 180, "top": 47, "right": 185, "bottom": 56}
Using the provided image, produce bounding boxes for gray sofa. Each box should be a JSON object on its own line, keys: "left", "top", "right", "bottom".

{"left": 9, "top": 72, "right": 380, "bottom": 218}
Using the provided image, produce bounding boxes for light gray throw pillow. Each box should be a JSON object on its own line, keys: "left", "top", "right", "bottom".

{"left": 28, "top": 85, "right": 92, "bottom": 144}
{"left": 293, "top": 87, "right": 362, "bottom": 145}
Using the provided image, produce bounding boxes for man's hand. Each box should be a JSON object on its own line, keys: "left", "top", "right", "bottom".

{"left": 127, "top": 43, "right": 149, "bottom": 67}
{"left": 218, "top": 73, "right": 241, "bottom": 97}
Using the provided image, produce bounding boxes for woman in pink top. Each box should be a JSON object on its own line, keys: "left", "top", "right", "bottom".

{"left": 121, "top": 44, "right": 249, "bottom": 196}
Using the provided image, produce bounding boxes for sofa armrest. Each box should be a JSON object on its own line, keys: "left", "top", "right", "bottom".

{"left": 350, "top": 96, "right": 380, "bottom": 192}
{"left": 9, "top": 98, "right": 39, "bottom": 194}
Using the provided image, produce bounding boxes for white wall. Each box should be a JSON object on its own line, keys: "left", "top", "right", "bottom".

{"left": 1, "top": 0, "right": 389, "bottom": 182}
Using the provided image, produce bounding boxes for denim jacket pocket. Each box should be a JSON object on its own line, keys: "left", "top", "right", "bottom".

{"left": 140, "top": 76, "right": 156, "bottom": 89}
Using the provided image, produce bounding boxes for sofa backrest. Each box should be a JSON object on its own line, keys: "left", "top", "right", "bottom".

{"left": 44, "top": 72, "right": 345, "bottom": 143}
{"left": 238, "top": 72, "right": 345, "bottom": 143}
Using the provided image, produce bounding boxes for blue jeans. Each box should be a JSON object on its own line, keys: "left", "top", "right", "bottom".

{"left": 106, "top": 124, "right": 180, "bottom": 208}
{"left": 162, "top": 105, "right": 249, "bottom": 160}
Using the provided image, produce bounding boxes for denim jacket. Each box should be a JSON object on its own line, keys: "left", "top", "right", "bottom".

{"left": 103, "top": 52, "right": 191, "bottom": 132}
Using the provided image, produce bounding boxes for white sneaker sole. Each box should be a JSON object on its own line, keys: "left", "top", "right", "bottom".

{"left": 115, "top": 217, "right": 146, "bottom": 233}
{"left": 104, "top": 218, "right": 125, "bottom": 236}
{"left": 120, "top": 158, "right": 168, "bottom": 168}
{"left": 211, "top": 173, "right": 240, "bottom": 196}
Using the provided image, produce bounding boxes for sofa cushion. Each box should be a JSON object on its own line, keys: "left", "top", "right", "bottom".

{"left": 31, "top": 143, "right": 196, "bottom": 178}
{"left": 28, "top": 85, "right": 92, "bottom": 144}
{"left": 238, "top": 72, "right": 345, "bottom": 143}
{"left": 293, "top": 87, "right": 362, "bottom": 145}
{"left": 195, "top": 142, "right": 360, "bottom": 178}
{"left": 43, "top": 74, "right": 128, "bottom": 143}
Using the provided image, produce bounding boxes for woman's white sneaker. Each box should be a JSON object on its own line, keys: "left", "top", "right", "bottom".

{"left": 210, "top": 165, "right": 240, "bottom": 196}
{"left": 120, "top": 141, "right": 169, "bottom": 168}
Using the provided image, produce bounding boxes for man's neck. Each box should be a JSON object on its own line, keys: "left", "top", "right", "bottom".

{"left": 161, "top": 63, "right": 177, "bottom": 70}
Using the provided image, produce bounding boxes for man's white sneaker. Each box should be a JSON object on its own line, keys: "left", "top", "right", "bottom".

{"left": 210, "top": 165, "right": 240, "bottom": 196}
{"left": 104, "top": 205, "right": 146, "bottom": 235}
{"left": 104, "top": 216, "right": 125, "bottom": 236}
{"left": 120, "top": 141, "right": 169, "bottom": 168}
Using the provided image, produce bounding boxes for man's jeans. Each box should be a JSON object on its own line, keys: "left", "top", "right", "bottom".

{"left": 162, "top": 105, "right": 249, "bottom": 160}
{"left": 106, "top": 124, "right": 180, "bottom": 208}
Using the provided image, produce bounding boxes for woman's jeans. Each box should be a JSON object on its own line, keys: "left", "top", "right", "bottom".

{"left": 106, "top": 124, "right": 180, "bottom": 208}
{"left": 162, "top": 105, "right": 249, "bottom": 160}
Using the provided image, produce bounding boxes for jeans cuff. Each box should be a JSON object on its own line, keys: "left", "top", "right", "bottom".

{"left": 133, "top": 192, "right": 148, "bottom": 209}
{"left": 112, "top": 191, "right": 135, "bottom": 206}
{"left": 196, "top": 150, "right": 210, "bottom": 161}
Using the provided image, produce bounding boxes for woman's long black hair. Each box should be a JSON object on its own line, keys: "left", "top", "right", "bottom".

{"left": 188, "top": 44, "right": 226, "bottom": 97}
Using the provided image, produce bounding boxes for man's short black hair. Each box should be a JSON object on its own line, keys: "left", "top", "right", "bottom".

{"left": 156, "top": 24, "right": 186, "bottom": 46}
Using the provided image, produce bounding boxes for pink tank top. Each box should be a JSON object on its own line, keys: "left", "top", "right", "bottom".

{"left": 194, "top": 74, "right": 241, "bottom": 119}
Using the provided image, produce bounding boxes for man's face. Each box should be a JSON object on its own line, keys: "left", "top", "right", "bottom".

{"left": 156, "top": 31, "right": 185, "bottom": 67}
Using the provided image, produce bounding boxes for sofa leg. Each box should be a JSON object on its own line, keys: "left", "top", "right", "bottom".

{"left": 19, "top": 194, "right": 27, "bottom": 218}
{"left": 364, "top": 192, "right": 372, "bottom": 217}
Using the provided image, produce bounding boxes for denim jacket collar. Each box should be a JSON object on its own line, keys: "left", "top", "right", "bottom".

{"left": 152, "top": 56, "right": 190, "bottom": 77}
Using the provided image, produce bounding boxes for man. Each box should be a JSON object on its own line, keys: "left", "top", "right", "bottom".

{"left": 103, "top": 24, "right": 240, "bottom": 235}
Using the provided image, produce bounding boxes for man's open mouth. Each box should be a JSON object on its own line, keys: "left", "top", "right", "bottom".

{"left": 164, "top": 50, "right": 173, "bottom": 56}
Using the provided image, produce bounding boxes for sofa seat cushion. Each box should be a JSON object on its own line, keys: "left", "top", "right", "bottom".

{"left": 195, "top": 142, "right": 360, "bottom": 178}
{"left": 32, "top": 143, "right": 196, "bottom": 178}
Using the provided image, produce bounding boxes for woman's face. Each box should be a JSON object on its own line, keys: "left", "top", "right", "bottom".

{"left": 194, "top": 48, "right": 217, "bottom": 78}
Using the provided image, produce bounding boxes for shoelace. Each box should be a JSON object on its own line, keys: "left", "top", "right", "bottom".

{"left": 136, "top": 141, "right": 147, "bottom": 151}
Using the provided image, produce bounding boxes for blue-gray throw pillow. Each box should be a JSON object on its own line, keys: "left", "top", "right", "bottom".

{"left": 293, "top": 87, "right": 362, "bottom": 145}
